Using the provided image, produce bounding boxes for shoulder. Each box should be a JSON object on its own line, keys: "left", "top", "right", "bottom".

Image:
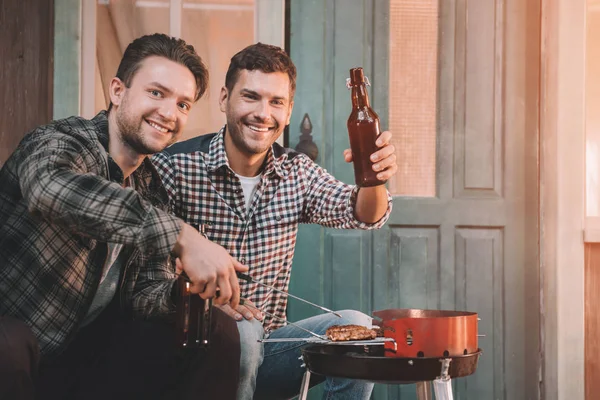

{"left": 163, "top": 133, "right": 217, "bottom": 156}
{"left": 274, "top": 143, "right": 324, "bottom": 174}
{"left": 272, "top": 142, "right": 303, "bottom": 161}
{"left": 18, "top": 114, "right": 105, "bottom": 159}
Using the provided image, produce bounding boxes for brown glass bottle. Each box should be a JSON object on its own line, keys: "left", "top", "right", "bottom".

{"left": 347, "top": 67, "right": 387, "bottom": 187}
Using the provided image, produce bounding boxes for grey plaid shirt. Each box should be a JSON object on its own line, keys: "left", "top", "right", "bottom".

{"left": 152, "top": 129, "right": 392, "bottom": 331}
{"left": 0, "top": 111, "right": 182, "bottom": 359}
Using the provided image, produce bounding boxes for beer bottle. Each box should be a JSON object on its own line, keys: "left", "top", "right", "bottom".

{"left": 346, "top": 67, "right": 387, "bottom": 187}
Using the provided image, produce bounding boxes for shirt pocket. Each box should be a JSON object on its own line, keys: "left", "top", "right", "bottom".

{"left": 252, "top": 203, "right": 301, "bottom": 240}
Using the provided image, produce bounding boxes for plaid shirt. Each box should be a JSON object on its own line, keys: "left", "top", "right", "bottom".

{"left": 0, "top": 111, "right": 182, "bottom": 359}
{"left": 152, "top": 128, "right": 391, "bottom": 330}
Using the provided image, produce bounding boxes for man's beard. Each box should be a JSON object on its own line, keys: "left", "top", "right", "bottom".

{"left": 115, "top": 107, "right": 176, "bottom": 155}
{"left": 227, "top": 118, "right": 280, "bottom": 156}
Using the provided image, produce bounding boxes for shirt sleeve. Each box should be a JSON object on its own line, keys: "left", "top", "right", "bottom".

{"left": 299, "top": 155, "right": 392, "bottom": 229}
{"left": 17, "top": 128, "right": 182, "bottom": 261}
{"left": 129, "top": 254, "right": 178, "bottom": 320}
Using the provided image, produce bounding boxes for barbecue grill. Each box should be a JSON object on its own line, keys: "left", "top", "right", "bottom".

{"left": 297, "top": 308, "right": 482, "bottom": 400}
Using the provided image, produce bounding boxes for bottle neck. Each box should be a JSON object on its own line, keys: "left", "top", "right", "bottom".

{"left": 351, "top": 84, "right": 370, "bottom": 108}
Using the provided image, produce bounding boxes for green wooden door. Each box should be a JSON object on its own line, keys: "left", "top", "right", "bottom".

{"left": 287, "top": 0, "right": 541, "bottom": 399}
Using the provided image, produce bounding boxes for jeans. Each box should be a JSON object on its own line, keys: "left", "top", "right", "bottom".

{"left": 236, "top": 310, "right": 374, "bottom": 400}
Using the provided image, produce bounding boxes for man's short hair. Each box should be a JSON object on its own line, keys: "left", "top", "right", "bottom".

{"left": 115, "top": 33, "right": 208, "bottom": 102}
{"left": 225, "top": 43, "right": 297, "bottom": 99}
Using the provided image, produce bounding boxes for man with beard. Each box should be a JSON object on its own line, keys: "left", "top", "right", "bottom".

{"left": 152, "top": 43, "right": 397, "bottom": 399}
{"left": 0, "top": 33, "right": 247, "bottom": 400}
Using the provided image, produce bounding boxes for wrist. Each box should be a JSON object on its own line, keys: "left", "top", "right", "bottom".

{"left": 173, "top": 221, "right": 198, "bottom": 257}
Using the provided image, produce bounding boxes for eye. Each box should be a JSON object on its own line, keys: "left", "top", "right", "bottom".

{"left": 149, "top": 89, "right": 163, "bottom": 98}
{"left": 178, "top": 102, "right": 191, "bottom": 112}
{"left": 272, "top": 99, "right": 285, "bottom": 106}
{"left": 243, "top": 93, "right": 258, "bottom": 100}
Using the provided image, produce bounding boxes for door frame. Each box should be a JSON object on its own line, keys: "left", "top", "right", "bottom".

{"left": 540, "top": 0, "right": 586, "bottom": 399}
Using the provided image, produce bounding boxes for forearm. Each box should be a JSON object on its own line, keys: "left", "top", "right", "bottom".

{"left": 354, "top": 184, "right": 389, "bottom": 223}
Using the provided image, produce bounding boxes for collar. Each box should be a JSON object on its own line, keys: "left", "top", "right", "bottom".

{"left": 205, "top": 126, "right": 289, "bottom": 180}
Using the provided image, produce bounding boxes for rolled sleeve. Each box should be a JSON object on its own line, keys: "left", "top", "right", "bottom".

{"left": 344, "top": 185, "right": 393, "bottom": 229}
{"left": 302, "top": 155, "right": 393, "bottom": 230}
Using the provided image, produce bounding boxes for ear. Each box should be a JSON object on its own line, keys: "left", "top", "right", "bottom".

{"left": 218, "top": 86, "right": 229, "bottom": 113}
{"left": 286, "top": 100, "right": 294, "bottom": 126}
{"left": 109, "top": 77, "right": 126, "bottom": 107}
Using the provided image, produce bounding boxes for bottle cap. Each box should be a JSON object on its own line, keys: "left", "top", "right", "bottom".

{"left": 346, "top": 67, "right": 371, "bottom": 89}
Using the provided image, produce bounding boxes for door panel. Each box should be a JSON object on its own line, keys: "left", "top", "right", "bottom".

{"left": 288, "top": 0, "right": 540, "bottom": 399}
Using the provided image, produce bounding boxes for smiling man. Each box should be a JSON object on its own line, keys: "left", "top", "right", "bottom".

{"left": 0, "top": 33, "right": 246, "bottom": 400}
{"left": 153, "top": 43, "right": 397, "bottom": 400}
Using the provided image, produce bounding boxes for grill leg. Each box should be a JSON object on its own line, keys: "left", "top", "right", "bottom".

{"left": 416, "top": 381, "right": 432, "bottom": 400}
{"left": 432, "top": 378, "right": 454, "bottom": 400}
{"left": 298, "top": 369, "right": 311, "bottom": 400}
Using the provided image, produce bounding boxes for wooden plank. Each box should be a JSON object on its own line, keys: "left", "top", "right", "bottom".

{"left": 0, "top": 0, "right": 54, "bottom": 165}
{"left": 328, "top": 232, "right": 371, "bottom": 312}
{"left": 53, "top": 0, "right": 80, "bottom": 119}
{"left": 586, "top": 244, "right": 600, "bottom": 400}
{"left": 255, "top": 0, "right": 285, "bottom": 48}
{"left": 96, "top": 3, "right": 124, "bottom": 107}
{"left": 455, "top": 227, "right": 504, "bottom": 399}
{"left": 463, "top": 0, "right": 496, "bottom": 191}
{"left": 287, "top": 0, "right": 329, "bottom": 327}
{"left": 80, "top": 0, "right": 96, "bottom": 119}
{"left": 372, "top": 0, "right": 389, "bottom": 122}
{"left": 437, "top": 0, "right": 456, "bottom": 201}
{"left": 388, "top": 227, "right": 439, "bottom": 310}
{"left": 453, "top": 0, "right": 503, "bottom": 198}
{"left": 503, "top": 0, "right": 540, "bottom": 398}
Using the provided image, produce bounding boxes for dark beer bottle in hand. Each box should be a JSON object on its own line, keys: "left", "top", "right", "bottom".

{"left": 347, "top": 67, "right": 387, "bottom": 187}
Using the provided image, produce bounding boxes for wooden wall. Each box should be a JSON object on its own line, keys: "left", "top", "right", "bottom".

{"left": 586, "top": 243, "right": 600, "bottom": 399}
{"left": 0, "top": 0, "right": 54, "bottom": 165}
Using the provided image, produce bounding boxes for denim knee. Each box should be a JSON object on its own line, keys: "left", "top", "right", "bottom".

{"left": 237, "top": 318, "right": 265, "bottom": 378}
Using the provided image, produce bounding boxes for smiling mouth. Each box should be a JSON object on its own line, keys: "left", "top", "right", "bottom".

{"left": 146, "top": 119, "right": 172, "bottom": 134}
{"left": 246, "top": 124, "right": 273, "bottom": 132}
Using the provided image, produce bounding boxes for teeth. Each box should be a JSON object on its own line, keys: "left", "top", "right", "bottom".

{"left": 148, "top": 121, "right": 168, "bottom": 133}
{"left": 247, "top": 125, "right": 269, "bottom": 132}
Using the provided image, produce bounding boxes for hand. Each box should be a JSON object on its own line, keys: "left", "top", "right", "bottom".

{"left": 218, "top": 299, "right": 264, "bottom": 321}
{"left": 344, "top": 130, "right": 398, "bottom": 181}
{"left": 172, "top": 223, "right": 248, "bottom": 309}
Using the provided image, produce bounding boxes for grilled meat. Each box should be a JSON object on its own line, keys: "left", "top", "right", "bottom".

{"left": 326, "top": 324, "right": 378, "bottom": 341}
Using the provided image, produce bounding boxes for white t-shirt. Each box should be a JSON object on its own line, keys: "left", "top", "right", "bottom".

{"left": 235, "top": 173, "right": 261, "bottom": 213}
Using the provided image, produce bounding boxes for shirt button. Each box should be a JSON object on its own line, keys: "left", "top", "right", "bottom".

{"left": 276, "top": 216, "right": 282, "bottom": 221}
{"left": 240, "top": 258, "right": 246, "bottom": 264}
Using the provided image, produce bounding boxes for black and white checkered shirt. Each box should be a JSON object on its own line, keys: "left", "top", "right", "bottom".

{"left": 152, "top": 128, "right": 391, "bottom": 330}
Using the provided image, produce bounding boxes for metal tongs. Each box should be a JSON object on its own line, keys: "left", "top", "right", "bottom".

{"left": 240, "top": 298, "right": 327, "bottom": 340}
{"left": 236, "top": 272, "right": 342, "bottom": 318}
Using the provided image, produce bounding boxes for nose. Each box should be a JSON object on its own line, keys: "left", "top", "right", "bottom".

{"left": 157, "top": 100, "right": 178, "bottom": 122}
{"left": 252, "top": 100, "right": 272, "bottom": 123}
